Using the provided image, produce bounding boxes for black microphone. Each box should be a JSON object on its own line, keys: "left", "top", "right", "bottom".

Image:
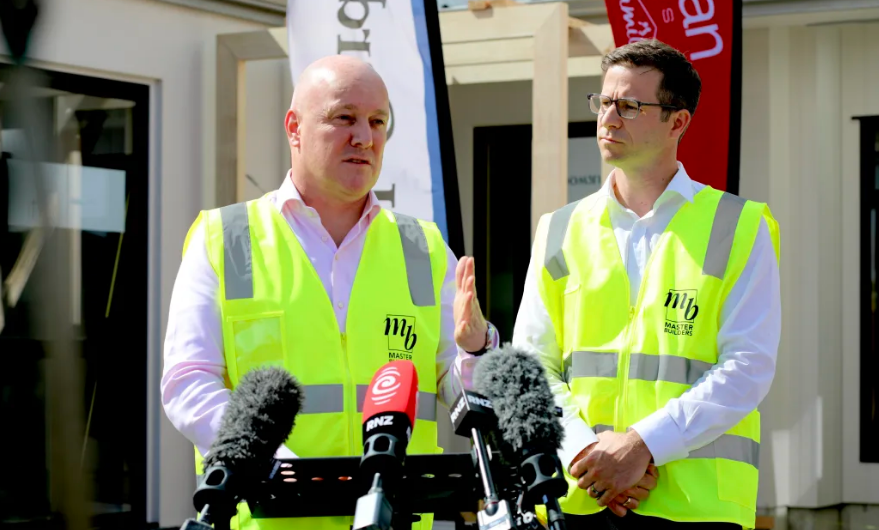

{"left": 449, "top": 388, "right": 515, "bottom": 530}
{"left": 354, "top": 360, "right": 420, "bottom": 530}
{"left": 182, "top": 367, "right": 303, "bottom": 530}
{"left": 474, "top": 345, "right": 568, "bottom": 530}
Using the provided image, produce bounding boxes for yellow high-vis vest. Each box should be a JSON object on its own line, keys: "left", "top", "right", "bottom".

{"left": 534, "top": 187, "right": 779, "bottom": 528}
{"left": 182, "top": 195, "right": 448, "bottom": 530}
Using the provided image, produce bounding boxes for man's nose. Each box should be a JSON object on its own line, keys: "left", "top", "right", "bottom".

{"left": 599, "top": 104, "right": 623, "bottom": 129}
{"left": 350, "top": 120, "right": 374, "bottom": 149}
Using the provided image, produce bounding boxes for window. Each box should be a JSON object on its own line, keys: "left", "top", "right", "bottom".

{"left": 858, "top": 115, "right": 879, "bottom": 463}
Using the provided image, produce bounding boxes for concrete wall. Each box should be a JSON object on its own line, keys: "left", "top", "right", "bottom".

{"left": 23, "top": 0, "right": 281, "bottom": 525}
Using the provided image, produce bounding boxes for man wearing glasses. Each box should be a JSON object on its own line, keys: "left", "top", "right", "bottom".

{"left": 512, "top": 39, "right": 781, "bottom": 529}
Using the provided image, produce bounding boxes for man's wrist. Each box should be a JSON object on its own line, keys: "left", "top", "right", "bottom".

{"left": 465, "top": 322, "right": 495, "bottom": 355}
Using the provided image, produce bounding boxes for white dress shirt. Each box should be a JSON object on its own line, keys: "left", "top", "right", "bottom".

{"left": 512, "top": 162, "right": 781, "bottom": 470}
{"left": 161, "top": 173, "right": 495, "bottom": 459}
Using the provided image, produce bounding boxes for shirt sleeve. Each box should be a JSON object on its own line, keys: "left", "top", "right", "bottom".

{"left": 436, "top": 243, "right": 501, "bottom": 409}
{"left": 630, "top": 219, "right": 781, "bottom": 466}
{"left": 160, "top": 221, "right": 298, "bottom": 459}
{"left": 511, "top": 215, "right": 598, "bottom": 473}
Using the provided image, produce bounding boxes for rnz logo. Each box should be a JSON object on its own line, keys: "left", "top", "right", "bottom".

{"left": 366, "top": 414, "right": 393, "bottom": 433}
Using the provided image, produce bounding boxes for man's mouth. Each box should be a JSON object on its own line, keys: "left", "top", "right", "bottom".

{"left": 344, "top": 157, "right": 371, "bottom": 165}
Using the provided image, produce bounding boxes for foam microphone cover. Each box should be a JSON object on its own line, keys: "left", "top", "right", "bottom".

{"left": 473, "top": 345, "right": 564, "bottom": 457}
{"left": 202, "top": 366, "right": 304, "bottom": 478}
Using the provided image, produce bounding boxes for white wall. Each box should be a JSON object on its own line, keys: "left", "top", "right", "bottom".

{"left": 23, "top": 0, "right": 280, "bottom": 525}
{"left": 739, "top": 23, "right": 879, "bottom": 511}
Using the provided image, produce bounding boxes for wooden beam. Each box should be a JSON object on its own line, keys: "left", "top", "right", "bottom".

{"left": 531, "top": 2, "right": 569, "bottom": 239}
{"left": 220, "top": 30, "right": 287, "bottom": 61}
{"left": 216, "top": 36, "right": 247, "bottom": 207}
{"left": 445, "top": 56, "right": 600, "bottom": 85}
{"left": 442, "top": 37, "right": 533, "bottom": 67}
{"left": 439, "top": 3, "right": 562, "bottom": 44}
{"left": 443, "top": 27, "right": 608, "bottom": 68}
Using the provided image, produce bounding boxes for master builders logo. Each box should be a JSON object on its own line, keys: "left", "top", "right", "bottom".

{"left": 384, "top": 315, "right": 416, "bottom": 361}
{"left": 618, "top": 0, "right": 657, "bottom": 43}
{"left": 664, "top": 289, "right": 699, "bottom": 337}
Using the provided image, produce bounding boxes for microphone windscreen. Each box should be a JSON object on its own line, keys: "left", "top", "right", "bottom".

{"left": 473, "top": 345, "right": 564, "bottom": 456}
{"left": 203, "top": 366, "right": 303, "bottom": 476}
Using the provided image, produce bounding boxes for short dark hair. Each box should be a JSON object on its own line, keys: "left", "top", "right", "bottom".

{"left": 601, "top": 39, "right": 701, "bottom": 121}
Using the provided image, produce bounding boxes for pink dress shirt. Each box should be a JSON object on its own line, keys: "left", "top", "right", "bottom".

{"left": 161, "top": 173, "right": 496, "bottom": 458}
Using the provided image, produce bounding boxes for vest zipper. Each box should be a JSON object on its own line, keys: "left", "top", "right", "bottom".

{"left": 340, "top": 332, "right": 356, "bottom": 456}
{"left": 617, "top": 246, "right": 663, "bottom": 434}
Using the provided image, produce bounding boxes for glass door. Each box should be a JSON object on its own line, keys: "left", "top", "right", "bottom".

{"left": 0, "top": 65, "right": 149, "bottom": 529}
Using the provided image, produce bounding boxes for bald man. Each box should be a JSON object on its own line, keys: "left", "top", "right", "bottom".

{"left": 161, "top": 55, "right": 498, "bottom": 530}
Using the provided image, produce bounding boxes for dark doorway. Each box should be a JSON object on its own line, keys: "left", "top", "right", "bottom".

{"left": 0, "top": 65, "right": 150, "bottom": 529}
{"left": 857, "top": 115, "right": 879, "bottom": 464}
{"left": 472, "top": 122, "right": 599, "bottom": 342}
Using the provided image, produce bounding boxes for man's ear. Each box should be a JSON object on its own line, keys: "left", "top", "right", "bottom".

{"left": 285, "top": 109, "right": 301, "bottom": 148}
{"left": 670, "top": 109, "right": 692, "bottom": 142}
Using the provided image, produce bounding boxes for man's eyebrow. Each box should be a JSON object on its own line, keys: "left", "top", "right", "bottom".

{"left": 326, "top": 103, "right": 389, "bottom": 117}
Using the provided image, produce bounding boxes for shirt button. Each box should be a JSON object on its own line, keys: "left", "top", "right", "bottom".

{"left": 322, "top": 235, "right": 328, "bottom": 243}
{"left": 334, "top": 255, "right": 339, "bottom": 261}
{"left": 337, "top": 301, "right": 344, "bottom": 309}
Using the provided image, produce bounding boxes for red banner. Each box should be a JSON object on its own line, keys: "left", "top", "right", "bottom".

{"left": 602, "top": 0, "right": 742, "bottom": 193}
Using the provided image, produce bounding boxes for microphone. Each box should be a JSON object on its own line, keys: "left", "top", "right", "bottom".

{"left": 474, "top": 345, "right": 568, "bottom": 530}
{"left": 183, "top": 367, "right": 303, "bottom": 530}
{"left": 449, "top": 388, "right": 514, "bottom": 530}
{"left": 354, "top": 360, "right": 419, "bottom": 530}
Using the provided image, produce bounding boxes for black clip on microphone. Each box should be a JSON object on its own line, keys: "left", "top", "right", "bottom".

{"left": 450, "top": 389, "right": 515, "bottom": 530}
{"left": 179, "top": 465, "right": 238, "bottom": 530}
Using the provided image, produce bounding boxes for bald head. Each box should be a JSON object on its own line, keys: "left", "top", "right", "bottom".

{"left": 285, "top": 55, "right": 390, "bottom": 206}
{"left": 291, "top": 55, "right": 388, "bottom": 116}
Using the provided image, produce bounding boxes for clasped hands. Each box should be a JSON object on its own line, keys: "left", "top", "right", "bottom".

{"left": 569, "top": 430, "right": 659, "bottom": 517}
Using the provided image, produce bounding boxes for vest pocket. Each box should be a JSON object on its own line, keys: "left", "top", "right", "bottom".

{"left": 227, "top": 311, "right": 287, "bottom": 377}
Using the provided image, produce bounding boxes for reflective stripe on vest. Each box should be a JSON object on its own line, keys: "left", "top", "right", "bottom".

{"left": 546, "top": 192, "right": 746, "bottom": 281}
{"left": 564, "top": 351, "right": 714, "bottom": 386}
{"left": 587, "top": 423, "right": 757, "bottom": 467}
{"left": 218, "top": 204, "right": 434, "bottom": 306}
{"left": 295, "top": 384, "right": 437, "bottom": 421}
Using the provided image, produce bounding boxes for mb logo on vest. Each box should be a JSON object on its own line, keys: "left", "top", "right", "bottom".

{"left": 384, "top": 315, "right": 417, "bottom": 361}
{"left": 664, "top": 289, "right": 699, "bottom": 337}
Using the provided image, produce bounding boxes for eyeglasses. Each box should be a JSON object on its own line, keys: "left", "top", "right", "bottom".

{"left": 587, "top": 93, "right": 682, "bottom": 120}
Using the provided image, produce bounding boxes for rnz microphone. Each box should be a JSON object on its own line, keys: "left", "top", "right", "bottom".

{"left": 182, "top": 367, "right": 303, "bottom": 530}
{"left": 474, "top": 346, "right": 568, "bottom": 530}
{"left": 449, "top": 388, "right": 514, "bottom": 530}
{"left": 353, "top": 360, "right": 419, "bottom": 530}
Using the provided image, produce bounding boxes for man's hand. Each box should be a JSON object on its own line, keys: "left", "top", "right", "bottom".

{"left": 454, "top": 257, "right": 488, "bottom": 352}
{"left": 570, "top": 431, "right": 654, "bottom": 512}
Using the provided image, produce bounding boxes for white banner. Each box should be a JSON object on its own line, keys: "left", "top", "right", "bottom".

{"left": 286, "top": 0, "right": 449, "bottom": 239}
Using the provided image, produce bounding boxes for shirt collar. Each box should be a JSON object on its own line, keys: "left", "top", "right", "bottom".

{"left": 602, "top": 161, "right": 696, "bottom": 211}
{"left": 276, "top": 169, "right": 382, "bottom": 222}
